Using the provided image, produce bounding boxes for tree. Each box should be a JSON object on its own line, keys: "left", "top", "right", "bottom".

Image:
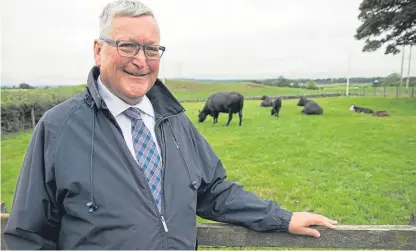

{"left": 303, "top": 81, "right": 318, "bottom": 90}
{"left": 19, "top": 83, "right": 34, "bottom": 89}
{"left": 354, "top": 0, "right": 416, "bottom": 55}
{"left": 275, "top": 76, "right": 290, "bottom": 87}
{"left": 383, "top": 73, "right": 401, "bottom": 86}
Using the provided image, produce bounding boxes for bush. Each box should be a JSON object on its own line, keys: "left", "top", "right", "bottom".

{"left": 303, "top": 81, "right": 319, "bottom": 90}
{"left": 1, "top": 100, "right": 66, "bottom": 133}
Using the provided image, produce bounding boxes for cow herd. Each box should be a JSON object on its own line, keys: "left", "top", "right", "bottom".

{"left": 197, "top": 91, "right": 388, "bottom": 126}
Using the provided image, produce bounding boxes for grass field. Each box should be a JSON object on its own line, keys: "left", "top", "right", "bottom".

{"left": 2, "top": 80, "right": 414, "bottom": 106}
{"left": 2, "top": 96, "right": 415, "bottom": 225}
{"left": 1, "top": 80, "right": 350, "bottom": 105}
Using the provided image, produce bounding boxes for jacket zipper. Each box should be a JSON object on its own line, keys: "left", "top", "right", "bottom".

{"left": 154, "top": 111, "right": 185, "bottom": 235}
{"left": 167, "top": 121, "right": 195, "bottom": 189}
{"left": 161, "top": 215, "right": 168, "bottom": 232}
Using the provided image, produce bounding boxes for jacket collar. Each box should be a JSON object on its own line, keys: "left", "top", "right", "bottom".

{"left": 85, "top": 66, "right": 185, "bottom": 119}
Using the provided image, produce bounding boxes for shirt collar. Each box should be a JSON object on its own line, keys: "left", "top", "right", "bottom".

{"left": 97, "top": 75, "right": 155, "bottom": 118}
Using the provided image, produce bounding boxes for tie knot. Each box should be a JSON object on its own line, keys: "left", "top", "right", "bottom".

{"left": 124, "top": 107, "right": 143, "bottom": 120}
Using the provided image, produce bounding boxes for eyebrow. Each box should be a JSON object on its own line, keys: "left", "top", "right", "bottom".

{"left": 125, "top": 37, "right": 157, "bottom": 45}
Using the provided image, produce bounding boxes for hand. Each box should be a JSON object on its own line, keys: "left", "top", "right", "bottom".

{"left": 288, "top": 212, "right": 337, "bottom": 238}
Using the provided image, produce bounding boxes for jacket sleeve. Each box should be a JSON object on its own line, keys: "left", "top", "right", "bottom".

{"left": 189, "top": 123, "right": 293, "bottom": 232}
{"left": 3, "top": 119, "right": 60, "bottom": 250}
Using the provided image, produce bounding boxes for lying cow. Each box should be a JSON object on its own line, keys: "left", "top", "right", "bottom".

{"left": 198, "top": 92, "right": 244, "bottom": 126}
{"left": 271, "top": 97, "right": 282, "bottom": 117}
{"left": 349, "top": 105, "right": 374, "bottom": 114}
{"left": 297, "top": 97, "right": 323, "bottom": 115}
{"left": 260, "top": 96, "right": 274, "bottom": 107}
{"left": 260, "top": 98, "right": 273, "bottom": 107}
{"left": 373, "top": 110, "right": 389, "bottom": 117}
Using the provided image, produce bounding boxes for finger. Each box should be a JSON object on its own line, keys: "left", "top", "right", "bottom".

{"left": 323, "top": 221, "right": 337, "bottom": 229}
{"left": 317, "top": 216, "right": 338, "bottom": 226}
{"left": 317, "top": 217, "right": 337, "bottom": 229}
{"left": 296, "top": 227, "right": 321, "bottom": 238}
{"left": 329, "top": 219, "right": 338, "bottom": 225}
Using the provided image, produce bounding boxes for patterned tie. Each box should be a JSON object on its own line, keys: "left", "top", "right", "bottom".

{"left": 124, "top": 107, "right": 163, "bottom": 212}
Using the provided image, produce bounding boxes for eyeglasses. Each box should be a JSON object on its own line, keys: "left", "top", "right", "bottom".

{"left": 99, "top": 37, "right": 166, "bottom": 60}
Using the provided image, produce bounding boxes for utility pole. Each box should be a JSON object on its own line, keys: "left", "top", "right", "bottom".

{"left": 406, "top": 45, "right": 413, "bottom": 92}
{"left": 400, "top": 45, "right": 405, "bottom": 87}
{"left": 346, "top": 52, "right": 351, "bottom": 96}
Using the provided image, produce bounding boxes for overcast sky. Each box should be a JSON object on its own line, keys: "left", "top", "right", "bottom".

{"left": 1, "top": 0, "right": 415, "bottom": 86}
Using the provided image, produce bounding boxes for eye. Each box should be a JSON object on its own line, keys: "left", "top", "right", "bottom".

{"left": 119, "top": 42, "right": 137, "bottom": 48}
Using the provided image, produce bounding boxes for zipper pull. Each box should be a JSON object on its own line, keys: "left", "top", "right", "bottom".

{"left": 161, "top": 215, "right": 168, "bottom": 232}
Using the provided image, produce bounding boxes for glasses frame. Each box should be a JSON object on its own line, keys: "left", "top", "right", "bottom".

{"left": 99, "top": 36, "right": 166, "bottom": 60}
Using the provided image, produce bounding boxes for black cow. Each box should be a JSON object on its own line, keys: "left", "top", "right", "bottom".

{"left": 349, "top": 105, "right": 374, "bottom": 114}
{"left": 198, "top": 92, "right": 244, "bottom": 126}
{"left": 270, "top": 97, "right": 282, "bottom": 117}
{"left": 260, "top": 97, "right": 273, "bottom": 107}
{"left": 297, "top": 97, "right": 323, "bottom": 115}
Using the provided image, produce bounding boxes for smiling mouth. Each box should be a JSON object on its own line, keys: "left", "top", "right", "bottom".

{"left": 123, "top": 70, "right": 149, "bottom": 77}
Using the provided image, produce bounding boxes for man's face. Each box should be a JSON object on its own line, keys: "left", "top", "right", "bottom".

{"left": 94, "top": 15, "right": 161, "bottom": 105}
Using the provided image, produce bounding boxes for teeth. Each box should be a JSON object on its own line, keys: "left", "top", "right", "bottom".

{"left": 125, "top": 70, "right": 146, "bottom": 77}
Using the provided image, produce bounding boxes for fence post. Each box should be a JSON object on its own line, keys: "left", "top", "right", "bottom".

{"left": 412, "top": 85, "right": 415, "bottom": 97}
{"left": 21, "top": 111, "right": 25, "bottom": 130}
{"left": 384, "top": 86, "right": 387, "bottom": 97}
{"left": 31, "top": 107, "right": 36, "bottom": 128}
{"left": 374, "top": 87, "right": 377, "bottom": 96}
{"left": 396, "top": 85, "right": 399, "bottom": 97}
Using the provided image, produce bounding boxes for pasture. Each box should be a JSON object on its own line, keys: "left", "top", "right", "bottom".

{"left": 1, "top": 80, "right": 354, "bottom": 105}
{"left": 1, "top": 96, "right": 415, "bottom": 226}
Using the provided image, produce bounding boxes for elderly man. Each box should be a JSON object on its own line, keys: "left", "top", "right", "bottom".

{"left": 3, "top": 0, "right": 337, "bottom": 249}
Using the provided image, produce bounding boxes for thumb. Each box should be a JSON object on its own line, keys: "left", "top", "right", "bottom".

{"left": 297, "top": 227, "right": 321, "bottom": 238}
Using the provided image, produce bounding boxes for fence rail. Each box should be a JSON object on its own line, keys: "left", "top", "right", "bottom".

{"left": 1, "top": 213, "right": 415, "bottom": 250}
{"left": 197, "top": 223, "right": 416, "bottom": 250}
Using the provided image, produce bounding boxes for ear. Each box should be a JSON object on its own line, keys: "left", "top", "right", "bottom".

{"left": 93, "top": 39, "right": 103, "bottom": 67}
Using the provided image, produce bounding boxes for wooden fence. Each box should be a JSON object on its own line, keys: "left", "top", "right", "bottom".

{"left": 1, "top": 213, "right": 415, "bottom": 250}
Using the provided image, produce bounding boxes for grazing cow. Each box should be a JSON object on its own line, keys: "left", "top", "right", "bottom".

{"left": 270, "top": 97, "right": 282, "bottom": 117}
{"left": 297, "top": 97, "right": 323, "bottom": 115}
{"left": 198, "top": 92, "right": 244, "bottom": 126}
{"left": 349, "top": 105, "right": 374, "bottom": 114}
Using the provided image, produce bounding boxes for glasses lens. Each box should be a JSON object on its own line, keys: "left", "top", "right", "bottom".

{"left": 145, "top": 46, "right": 163, "bottom": 59}
{"left": 117, "top": 41, "right": 139, "bottom": 57}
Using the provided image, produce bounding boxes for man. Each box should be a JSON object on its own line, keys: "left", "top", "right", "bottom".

{"left": 3, "top": 0, "right": 337, "bottom": 249}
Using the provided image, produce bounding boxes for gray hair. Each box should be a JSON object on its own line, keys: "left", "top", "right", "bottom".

{"left": 99, "top": 0, "right": 155, "bottom": 37}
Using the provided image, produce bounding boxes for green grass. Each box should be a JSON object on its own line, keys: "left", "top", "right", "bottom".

{"left": 1, "top": 80, "right": 340, "bottom": 105}
{"left": 2, "top": 80, "right": 414, "bottom": 106}
{"left": 163, "top": 80, "right": 332, "bottom": 99}
{"left": 2, "top": 96, "right": 416, "bottom": 226}
{"left": 320, "top": 83, "right": 415, "bottom": 97}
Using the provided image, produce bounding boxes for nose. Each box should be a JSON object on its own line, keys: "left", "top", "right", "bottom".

{"left": 132, "top": 48, "right": 147, "bottom": 66}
